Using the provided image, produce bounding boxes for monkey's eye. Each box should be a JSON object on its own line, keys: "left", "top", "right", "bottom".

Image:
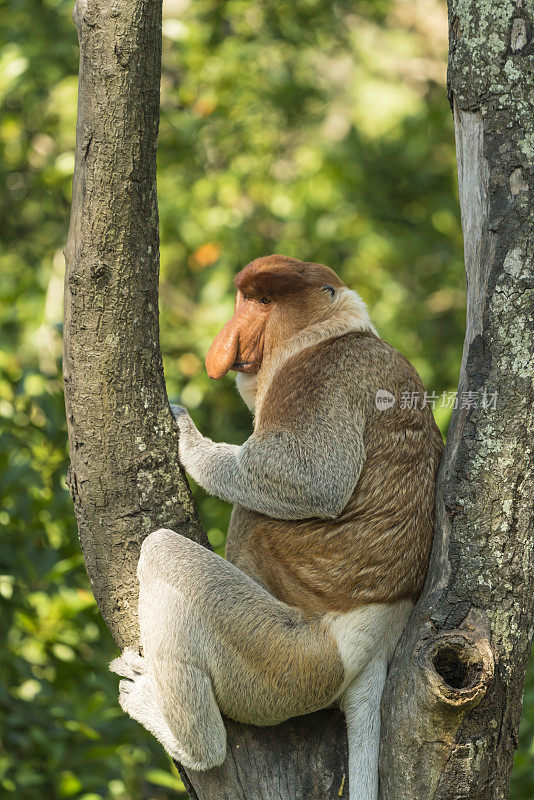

{"left": 259, "top": 296, "right": 271, "bottom": 304}
{"left": 323, "top": 285, "right": 335, "bottom": 298}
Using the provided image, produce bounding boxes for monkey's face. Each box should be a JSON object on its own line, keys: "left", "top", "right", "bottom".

{"left": 205, "top": 255, "right": 345, "bottom": 380}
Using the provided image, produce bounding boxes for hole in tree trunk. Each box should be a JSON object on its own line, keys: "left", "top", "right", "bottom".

{"left": 432, "top": 644, "right": 483, "bottom": 690}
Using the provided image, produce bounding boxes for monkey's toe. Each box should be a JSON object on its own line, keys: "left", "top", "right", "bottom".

{"left": 118, "top": 678, "right": 134, "bottom": 696}
{"left": 118, "top": 672, "right": 152, "bottom": 716}
{"left": 110, "top": 647, "right": 146, "bottom": 679}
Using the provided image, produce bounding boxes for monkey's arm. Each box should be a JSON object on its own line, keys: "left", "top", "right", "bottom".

{"left": 172, "top": 405, "right": 364, "bottom": 520}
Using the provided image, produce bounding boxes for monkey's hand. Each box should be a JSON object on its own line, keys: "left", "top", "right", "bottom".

{"left": 170, "top": 404, "right": 188, "bottom": 423}
{"left": 171, "top": 404, "right": 235, "bottom": 479}
{"left": 171, "top": 404, "right": 201, "bottom": 468}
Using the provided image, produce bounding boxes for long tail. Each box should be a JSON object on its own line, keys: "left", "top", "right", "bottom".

{"left": 342, "top": 657, "right": 387, "bottom": 800}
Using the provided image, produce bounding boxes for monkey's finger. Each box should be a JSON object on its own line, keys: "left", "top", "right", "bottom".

{"left": 170, "top": 404, "right": 187, "bottom": 420}
{"left": 109, "top": 657, "right": 132, "bottom": 678}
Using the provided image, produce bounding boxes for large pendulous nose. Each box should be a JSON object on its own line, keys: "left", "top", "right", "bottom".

{"left": 205, "top": 318, "right": 240, "bottom": 379}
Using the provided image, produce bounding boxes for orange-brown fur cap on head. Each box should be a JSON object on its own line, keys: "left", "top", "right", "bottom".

{"left": 205, "top": 255, "right": 347, "bottom": 380}
{"left": 235, "top": 255, "right": 346, "bottom": 299}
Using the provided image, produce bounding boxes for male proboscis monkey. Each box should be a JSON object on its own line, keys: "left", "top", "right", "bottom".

{"left": 111, "top": 255, "right": 444, "bottom": 800}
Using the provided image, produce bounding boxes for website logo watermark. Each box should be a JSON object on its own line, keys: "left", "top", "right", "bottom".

{"left": 376, "top": 389, "right": 498, "bottom": 411}
{"left": 375, "top": 389, "right": 396, "bottom": 411}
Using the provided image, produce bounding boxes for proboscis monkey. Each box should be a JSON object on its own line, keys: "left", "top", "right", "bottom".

{"left": 111, "top": 255, "right": 444, "bottom": 800}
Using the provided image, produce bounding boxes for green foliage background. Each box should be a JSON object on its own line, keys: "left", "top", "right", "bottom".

{"left": 0, "top": 0, "right": 531, "bottom": 797}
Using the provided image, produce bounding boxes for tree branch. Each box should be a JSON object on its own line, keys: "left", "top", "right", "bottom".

{"left": 380, "top": 3, "right": 534, "bottom": 797}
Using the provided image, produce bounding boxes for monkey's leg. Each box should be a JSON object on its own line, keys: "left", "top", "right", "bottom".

{"left": 110, "top": 648, "right": 196, "bottom": 765}
{"left": 131, "top": 528, "right": 346, "bottom": 765}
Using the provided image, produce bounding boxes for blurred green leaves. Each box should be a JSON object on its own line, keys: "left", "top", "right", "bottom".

{"left": 0, "top": 357, "right": 185, "bottom": 799}
{"left": 0, "top": 0, "right": 531, "bottom": 797}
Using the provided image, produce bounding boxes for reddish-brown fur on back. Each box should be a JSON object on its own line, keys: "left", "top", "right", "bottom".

{"left": 226, "top": 331, "right": 444, "bottom": 614}
{"left": 235, "top": 255, "right": 345, "bottom": 299}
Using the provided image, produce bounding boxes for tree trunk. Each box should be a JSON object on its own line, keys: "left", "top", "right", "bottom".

{"left": 63, "top": 1, "right": 533, "bottom": 799}
{"left": 63, "top": 0, "right": 208, "bottom": 651}
{"left": 379, "top": 2, "right": 534, "bottom": 798}
{"left": 63, "top": 1, "right": 348, "bottom": 798}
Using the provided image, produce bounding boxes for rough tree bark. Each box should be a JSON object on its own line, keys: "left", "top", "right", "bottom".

{"left": 63, "top": 1, "right": 533, "bottom": 800}
{"left": 380, "top": 2, "right": 534, "bottom": 798}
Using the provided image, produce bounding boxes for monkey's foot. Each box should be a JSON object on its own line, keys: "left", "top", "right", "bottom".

{"left": 110, "top": 647, "right": 217, "bottom": 771}
{"left": 109, "top": 646, "right": 146, "bottom": 682}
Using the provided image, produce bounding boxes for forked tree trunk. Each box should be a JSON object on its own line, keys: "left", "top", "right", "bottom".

{"left": 63, "top": 1, "right": 533, "bottom": 799}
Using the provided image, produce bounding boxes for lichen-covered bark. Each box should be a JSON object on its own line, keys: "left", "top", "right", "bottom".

{"left": 63, "top": 2, "right": 348, "bottom": 798}
{"left": 379, "top": 2, "right": 534, "bottom": 798}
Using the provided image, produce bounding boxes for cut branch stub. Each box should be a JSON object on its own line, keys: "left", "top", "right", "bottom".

{"left": 425, "top": 631, "right": 494, "bottom": 709}
{"left": 379, "top": 611, "right": 495, "bottom": 800}
{"left": 184, "top": 711, "right": 349, "bottom": 800}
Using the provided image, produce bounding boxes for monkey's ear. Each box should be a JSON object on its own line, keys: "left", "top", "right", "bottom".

{"left": 323, "top": 285, "right": 335, "bottom": 298}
